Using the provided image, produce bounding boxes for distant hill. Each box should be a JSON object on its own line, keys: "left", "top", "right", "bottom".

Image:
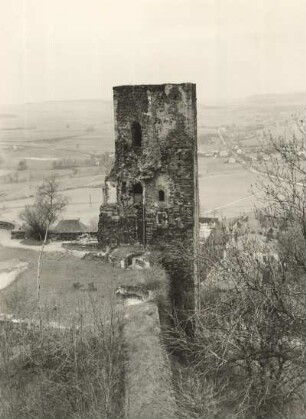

{"left": 0, "top": 100, "right": 115, "bottom": 145}
{"left": 0, "top": 114, "right": 17, "bottom": 119}
{"left": 242, "top": 92, "right": 306, "bottom": 107}
{"left": 0, "top": 100, "right": 114, "bottom": 129}
{"left": 1, "top": 93, "right": 305, "bottom": 137}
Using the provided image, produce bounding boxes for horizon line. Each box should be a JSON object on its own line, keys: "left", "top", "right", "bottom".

{"left": 1, "top": 89, "right": 306, "bottom": 108}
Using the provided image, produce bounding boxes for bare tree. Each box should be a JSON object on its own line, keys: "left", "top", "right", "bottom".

{"left": 20, "top": 177, "right": 68, "bottom": 241}
{"left": 20, "top": 177, "right": 68, "bottom": 310}
{"left": 171, "top": 118, "right": 306, "bottom": 419}
{"left": 172, "top": 229, "right": 306, "bottom": 419}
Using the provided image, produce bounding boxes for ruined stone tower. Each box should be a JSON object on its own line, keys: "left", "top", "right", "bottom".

{"left": 98, "top": 83, "right": 199, "bottom": 313}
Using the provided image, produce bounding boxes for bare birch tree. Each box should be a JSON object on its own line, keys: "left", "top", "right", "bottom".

{"left": 20, "top": 177, "right": 68, "bottom": 310}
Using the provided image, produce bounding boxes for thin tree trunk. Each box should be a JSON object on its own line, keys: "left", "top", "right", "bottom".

{"left": 37, "top": 223, "right": 49, "bottom": 322}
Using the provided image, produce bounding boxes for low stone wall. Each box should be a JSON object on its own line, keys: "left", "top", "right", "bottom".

{"left": 123, "top": 301, "right": 176, "bottom": 418}
{"left": 11, "top": 231, "right": 98, "bottom": 242}
{"left": 49, "top": 231, "right": 97, "bottom": 241}
{"left": 11, "top": 230, "right": 26, "bottom": 240}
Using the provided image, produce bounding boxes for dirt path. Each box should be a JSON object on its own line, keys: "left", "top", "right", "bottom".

{"left": 0, "top": 259, "right": 28, "bottom": 290}
{"left": 0, "top": 230, "right": 65, "bottom": 253}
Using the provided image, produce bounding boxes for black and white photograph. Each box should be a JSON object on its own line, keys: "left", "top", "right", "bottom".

{"left": 0, "top": 1, "right": 306, "bottom": 418}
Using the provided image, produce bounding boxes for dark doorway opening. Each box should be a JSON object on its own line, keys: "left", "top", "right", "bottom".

{"left": 133, "top": 182, "right": 143, "bottom": 204}
{"left": 133, "top": 183, "right": 145, "bottom": 244}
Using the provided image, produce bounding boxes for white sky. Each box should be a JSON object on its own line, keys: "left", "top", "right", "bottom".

{"left": 1, "top": 0, "right": 306, "bottom": 105}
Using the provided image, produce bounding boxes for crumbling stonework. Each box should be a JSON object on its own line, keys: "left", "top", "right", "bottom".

{"left": 98, "top": 83, "right": 199, "bottom": 315}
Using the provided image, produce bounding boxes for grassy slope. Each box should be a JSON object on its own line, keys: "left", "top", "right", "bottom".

{"left": 0, "top": 243, "right": 177, "bottom": 418}
{"left": 0, "top": 245, "right": 144, "bottom": 324}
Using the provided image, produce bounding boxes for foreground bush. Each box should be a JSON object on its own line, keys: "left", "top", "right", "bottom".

{"left": 169, "top": 255, "right": 306, "bottom": 419}
{"left": 167, "top": 224, "right": 306, "bottom": 419}
{"left": 0, "top": 310, "right": 125, "bottom": 419}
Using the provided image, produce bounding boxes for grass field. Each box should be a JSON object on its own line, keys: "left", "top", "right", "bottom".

{"left": 0, "top": 97, "right": 302, "bottom": 223}
{"left": 0, "top": 239, "right": 174, "bottom": 419}
{"left": 0, "top": 241, "right": 128, "bottom": 418}
{"left": 0, "top": 167, "right": 259, "bottom": 224}
{"left": 199, "top": 156, "right": 260, "bottom": 217}
{"left": 0, "top": 165, "right": 263, "bottom": 224}
{"left": 0, "top": 243, "right": 148, "bottom": 324}
{"left": 0, "top": 186, "right": 103, "bottom": 226}
{"left": 200, "top": 169, "right": 260, "bottom": 217}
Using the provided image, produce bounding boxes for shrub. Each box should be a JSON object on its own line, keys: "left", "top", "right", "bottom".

{"left": 169, "top": 256, "right": 306, "bottom": 419}
{"left": 0, "top": 307, "right": 125, "bottom": 419}
{"left": 17, "top": 159, "right": 27, "bottom": 171}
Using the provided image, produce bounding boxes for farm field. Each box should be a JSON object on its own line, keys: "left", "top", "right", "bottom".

{"left": 0, "top": 95, "right": 304, "bottom": 224}
{"left": 0, "top": 161, "right": 259, "bottom": 224}
{"left": 0, "top": 187, "right": 103, "bottom": 226}
{"left": 198, "top": 155, "right": 261, "bottom": 217}
{"left": 200, "top": 169, "right": 260, "bottom": 218}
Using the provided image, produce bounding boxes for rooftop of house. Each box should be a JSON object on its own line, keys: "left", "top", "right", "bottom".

{"left": 52, "top": 219, "right": 88, "bottom": 233}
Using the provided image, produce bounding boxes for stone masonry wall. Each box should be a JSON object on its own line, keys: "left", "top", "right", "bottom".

{"left": 112, "top": 83, "right": 197, "bottom": 245}
{"left": 99, "top": 83, "right": 199, "bottom": 315}
{"left": 98, "top": 204, "right": 137, "bottom": 248}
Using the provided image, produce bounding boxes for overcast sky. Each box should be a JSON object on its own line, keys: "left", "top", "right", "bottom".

{"left": 1, "top": 0, "right": 306, "bottom": 105}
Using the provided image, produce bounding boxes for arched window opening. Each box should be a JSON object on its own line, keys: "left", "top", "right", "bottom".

{"left": 158, "top": 190, "right": 165, "bottom": 202}
{"left": 131, "top": 121, "right": 142, "bottom": 147}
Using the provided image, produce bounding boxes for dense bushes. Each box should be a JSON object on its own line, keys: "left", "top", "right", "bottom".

{"left": 0, "top": 310, "right": 125, "bottom": 419}
{"left": 168, "top": 232, "right": 306, "bottom": 419}
{"left": 171, "top": 288, "right": 306, "bottom": 418}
